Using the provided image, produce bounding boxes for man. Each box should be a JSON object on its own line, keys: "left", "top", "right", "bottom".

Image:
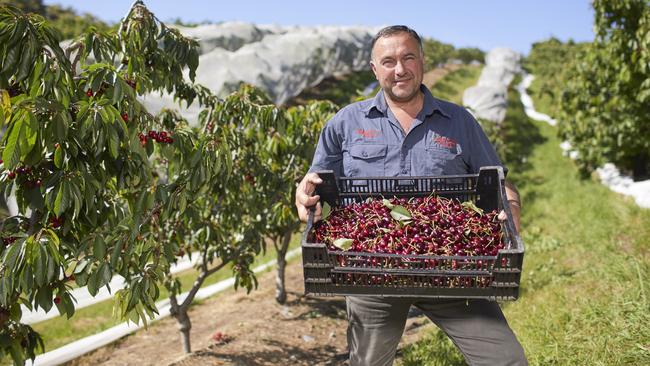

{"left": 295, "top": 25, "right": 526, "bottom": 366}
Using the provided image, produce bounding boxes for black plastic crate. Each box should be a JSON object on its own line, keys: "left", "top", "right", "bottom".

{"left": 301, "top": 166, "right": 524, "bottom": 301}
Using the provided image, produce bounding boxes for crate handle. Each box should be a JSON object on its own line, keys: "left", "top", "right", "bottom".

{"left": 394, "top": 178, "right": 417, "bottom": 190}
{"left": 314, "top": 170, "right": 339, "bottom": 207}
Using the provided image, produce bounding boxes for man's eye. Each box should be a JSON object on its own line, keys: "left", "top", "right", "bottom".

{"left": 383, "top": 61, "right": 395, "bottom": 67}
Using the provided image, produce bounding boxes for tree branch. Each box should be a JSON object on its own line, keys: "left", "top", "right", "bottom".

{"left": 178, "top": 267, "right": 207, "bottom": 311}
{"left": 178, "top": 243, "right": 246, "bottom": 310}
{"left": 64, "top": 41, "right": 84, "bottom": 77}
{"left": 168, "top": 291, "right": 179, "bottom": 315}
{"left": 204, "top": 260, "right": 228, "bottom": 278}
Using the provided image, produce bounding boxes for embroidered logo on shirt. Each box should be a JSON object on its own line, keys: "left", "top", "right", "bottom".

{"left": 432, "top": 133, "right": 462, "bottom": 155}
{"left": 355, "top": 129, "right": 381, "bottom": 138}
{"left": 433, "top": 135, "right": 456, "bottom": 149}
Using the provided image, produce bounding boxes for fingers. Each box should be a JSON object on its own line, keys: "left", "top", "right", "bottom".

{"left": 498, "top": 209, "right": 521, "bottom": 233}
{"left": 297, "top": 199, "right": 322, "bottom": 222}
{"left": 296, "top": 173, "right": 322, "bottom": 202}
{"left": 498, "top": 210, "right": 507, "bottom": 221}
{"left": 301, "top": 173, "right": 323, "bottom": 198}
{"left": 296, "top": 173, "right": 324, "bottom": 223}
{"left": 296, "top": 195, "right": 319, "bottom": 220}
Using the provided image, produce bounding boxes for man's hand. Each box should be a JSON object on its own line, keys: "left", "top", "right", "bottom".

{"left": 295, "top": 173, "right": 323, "bottom": 223}
{"left": 498, "top": 180, "right": 521, "bottom": 233}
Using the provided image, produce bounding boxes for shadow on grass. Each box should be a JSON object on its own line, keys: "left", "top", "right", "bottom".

{"left": 429, "top": 67, "right": 472, "bottom": 100}
{"left": 397, "top": 327, "right": 466, "bottom": 366}
{"left": 431, "top": 81, "right": 456, "bottom": 98}
{"left": 499, "top": 85, "right": 547, "bottom": 203}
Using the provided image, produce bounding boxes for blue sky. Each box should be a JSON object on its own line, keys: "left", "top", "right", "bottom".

{"left": 43, "top": 0, "right": 595, "bottom": 55}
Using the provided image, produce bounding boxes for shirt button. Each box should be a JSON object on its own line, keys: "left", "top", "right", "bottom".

{"left": 401, "top": 169, "right": 408, "bottom": 174}
{"left": 362, "top": 151, "right": 368, "bottom": 157}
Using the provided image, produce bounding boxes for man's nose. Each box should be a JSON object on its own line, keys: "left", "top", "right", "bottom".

{"left": 395, "top": 61, "right": 406, "bottom": 75}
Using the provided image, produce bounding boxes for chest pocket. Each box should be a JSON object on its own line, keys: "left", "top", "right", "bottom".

{"left": 429, "top": 146, "right": 467, "bottom": 175}
{"left": 344, "top": 144, "right": 387, "bottom": 177}
{"left": 412, "top": 146, "right": 466, "bottom": 176}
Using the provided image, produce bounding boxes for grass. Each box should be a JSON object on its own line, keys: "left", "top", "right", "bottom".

{"left": 285, "top": 70, "right": 376, "bottom": 107}
{"left": 28, "top": 234, "right": 303, "bottom": 356}
{"left": 428, "top": 65, "right": 482, "bottom": 105}
{"left": 525, "top": 75, "right": 556, "bottom": 118}
{"left": 398, "top": 81, "right": 650, "bottom": 365}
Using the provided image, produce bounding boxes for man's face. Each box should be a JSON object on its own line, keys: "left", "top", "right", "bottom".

{"left": 370, "top": 32, "right": 424, "bottom": 103}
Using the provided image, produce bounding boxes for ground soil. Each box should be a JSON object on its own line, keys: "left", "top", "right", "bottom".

{"left": 422, "top": 64, "right": 462, "bottom": 89}
{"left": 66, "top": 261, "right": 433, "bottom": 366}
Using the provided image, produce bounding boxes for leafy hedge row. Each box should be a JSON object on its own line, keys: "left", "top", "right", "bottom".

{"left": 525, "top": 0, "right": 650, "bottom": 179}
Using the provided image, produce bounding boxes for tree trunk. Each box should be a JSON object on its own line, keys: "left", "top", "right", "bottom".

{"left": 174, "top": 307, "right": 192, "bottom": 353}
{"left": 168, "top": 248, "right": 226, "bottom": 354}
{"left": 275, "top": 231, "right": 292, "bottom": 304}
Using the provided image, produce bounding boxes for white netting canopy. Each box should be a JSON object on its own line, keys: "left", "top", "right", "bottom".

{"left": 463, "top": 47, "right": 521, "bottom": 123}
{"left": 142, "top": 25, "right": 377, "bottom": 122}
{"left": 171, "top": 21, "right": 279, "bottom": 54}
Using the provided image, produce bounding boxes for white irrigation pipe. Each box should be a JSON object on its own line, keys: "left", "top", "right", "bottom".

{"left": 517, "top": 73, "right": 650, "bottom": 209}
{"left": 26, "top": 247, "right": 302, "bottom": 366}
{"left": 21, "top": 254, "right": 201, "bottom": 324}
{"left": 516, "top": 74, "right": 557, "bottom": 126}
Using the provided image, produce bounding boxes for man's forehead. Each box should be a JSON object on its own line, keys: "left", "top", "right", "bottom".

{"left": 372, "top": 33, "right": 420, "bottom": 58}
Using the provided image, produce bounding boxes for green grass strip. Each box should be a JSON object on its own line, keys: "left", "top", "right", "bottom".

{"left": 428, "top": 65, "right": 482, "bottom": 105}
{"left": 398, "top": 83, "right": 650, "bottom": 366}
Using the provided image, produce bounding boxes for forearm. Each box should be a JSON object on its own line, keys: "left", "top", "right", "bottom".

{"left": 505, "top": 180, "right": 521, "bottom": 232}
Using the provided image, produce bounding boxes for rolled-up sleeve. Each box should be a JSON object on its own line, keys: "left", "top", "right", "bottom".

{"left": 308, "top": 115, "right": 343, "bottom": 177}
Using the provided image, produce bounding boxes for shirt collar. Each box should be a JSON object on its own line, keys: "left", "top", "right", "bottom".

{"left": 362, "top": 84, "right": 451, "bottom": 119}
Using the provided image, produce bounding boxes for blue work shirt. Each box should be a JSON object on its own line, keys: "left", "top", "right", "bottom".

{"left": 309, "top": 85, "right": 506, "bottom": 178}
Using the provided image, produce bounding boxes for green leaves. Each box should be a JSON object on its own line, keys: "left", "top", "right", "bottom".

{"left": 0, "top": 2, "right": 345, "bottom": 363}
{"left": 87, "top": 262, "right": 112, "bottom": 297}
{"left": 382, "top": 199, "right": 412, "bottom": 222}
{"left": 321, "top": 202, "right": 331, "bottom": 221}
{"left": 53, "top": 183, "right": 70, "bottom": 217}
{"left": 1, "top": 109, "right": 37, "bottom": 170}
{"left": 54, "top": 144, "right": 63, "bottom": 168}
{"left": 93, "top": 236, "right": 106, "bottom": 260}
{"left": 382, "top": 198, "right": 394, "bottom": 209}
{"left": 528, "top": 0, "right": 650, "bottom": 176}
{"left": 381, "top": 198, "right": 413, "bottom": 224}
{"left": 461, "top": 201, "right": 484, "bottom": 215}
{"left": 54, "top": 292, "right": 75, "bottom": 319}
{"left": 1, "top": 115, "right": 22, "bottom": 169}
{"left": 333, "top": 238, "right": 353, "bottom": 251}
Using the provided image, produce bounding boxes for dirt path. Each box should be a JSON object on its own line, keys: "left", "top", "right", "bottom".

{"left": 422, "top": 64, "right": 463, "bottom": 89}
{"left": 67, "top": 261, "right": 432, "bottom": 366}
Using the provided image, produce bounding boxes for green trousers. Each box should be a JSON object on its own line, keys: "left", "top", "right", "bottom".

{"left": 346, "top": 297, "right": 527, "bottom": 366}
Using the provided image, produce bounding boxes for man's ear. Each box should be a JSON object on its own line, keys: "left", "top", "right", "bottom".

{"left": 370, "top": 61, "right": 378, "bottom": 79}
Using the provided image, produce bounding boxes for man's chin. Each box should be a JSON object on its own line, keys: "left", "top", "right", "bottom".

{"left": 388, "top": 88, "right": 419, "bottom": 102}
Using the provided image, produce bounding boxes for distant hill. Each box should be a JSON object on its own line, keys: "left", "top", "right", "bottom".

{"left": 0, "top": 0, "right": 110, "bottom": 39}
